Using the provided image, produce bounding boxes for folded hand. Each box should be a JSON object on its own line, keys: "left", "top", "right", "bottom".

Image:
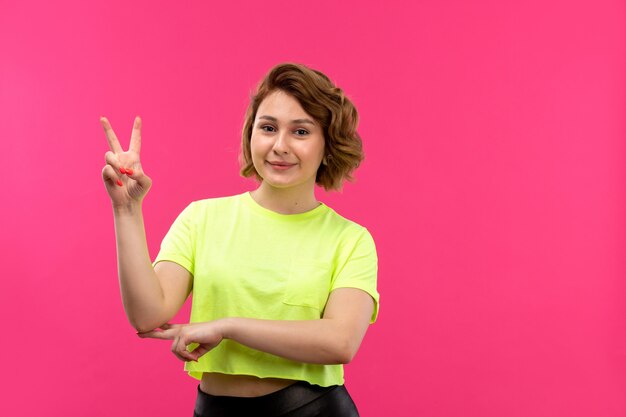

{"left": 137, "top": 321, "right": 226, "bottom": 362}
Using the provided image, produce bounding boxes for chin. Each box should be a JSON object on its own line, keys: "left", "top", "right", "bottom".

{"left": 262, "top": 179, "right": 299, "bottom": 189}
{"left": 260, "top": 174, "right": 309, "bottom": 189}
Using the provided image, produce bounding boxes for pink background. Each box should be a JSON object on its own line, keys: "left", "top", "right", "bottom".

{"left": 1, "top": 0, "right": 625, "bottom": 415}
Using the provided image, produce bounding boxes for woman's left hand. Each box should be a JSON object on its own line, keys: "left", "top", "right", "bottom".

{"left": 137, "top": 321, "right": 227, "bottom": 362}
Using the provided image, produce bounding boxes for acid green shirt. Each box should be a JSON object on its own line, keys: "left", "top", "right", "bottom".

{"left": 153, "top": 192, "right": 379, "bottom": 386}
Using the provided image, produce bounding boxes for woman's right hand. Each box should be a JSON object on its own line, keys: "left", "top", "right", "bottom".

{"left": 100, "top": 116, "right": 152, "bottom": 209}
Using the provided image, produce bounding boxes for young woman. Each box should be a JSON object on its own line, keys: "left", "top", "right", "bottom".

{"left": 101, "top": 62, "right": 380, "bottom": 417}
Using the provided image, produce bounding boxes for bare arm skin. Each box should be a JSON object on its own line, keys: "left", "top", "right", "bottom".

{"left": 223, "top": 287, "right": 374, "bottom": 364}
{"left": 101, "top": 116, "right": 192, "bottom": 332}
{"left": 139, "top": 287, "right": 375, "bottom": 365}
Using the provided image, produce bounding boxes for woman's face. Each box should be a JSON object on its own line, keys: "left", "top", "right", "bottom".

{"left": 250, "top": 90, "right": 325, "bottom": 192}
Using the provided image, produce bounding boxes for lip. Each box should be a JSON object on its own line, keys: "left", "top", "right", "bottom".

{"left": 266, "top": 161, "right": 297, "bottom": 171}
{"left": 267, "top": 161, "right": 297, "bottom": 166}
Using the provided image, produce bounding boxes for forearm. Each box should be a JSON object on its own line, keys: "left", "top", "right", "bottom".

{"left": 113, "top": 204, "right": 165, "bottom": 331}
{"left": 221, "top": 317, "right": 353, "bottom": 365}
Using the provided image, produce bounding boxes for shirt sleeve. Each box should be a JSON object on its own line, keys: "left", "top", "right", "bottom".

{"left": 152, "top": 201, "right": 197, "bottom": 276}
{"left": 330, "top": 227, "right": 380, "bottom": 323}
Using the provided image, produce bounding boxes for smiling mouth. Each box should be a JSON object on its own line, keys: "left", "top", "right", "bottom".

{"left": 267, "top": 161, "right": 297, "bottom": 170}
{"left": 267, "top": 161, "right": 296, "bottom": 166}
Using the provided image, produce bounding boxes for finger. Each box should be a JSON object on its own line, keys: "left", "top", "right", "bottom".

{"left": 104, "top": 151, "right": 125, "bottom": 175}
{"left": 102, "top": 165, "right": 123, "bottom": 188}
{"left": 129, "top": 116, "right": 142, "bottom": 154}
{"left": 170, "top": 341, "right": 188, "bottom": 361}
{"left": 189, "top": 345, "right": 209, "bottom": 360}
{"left": 160, "top": 323, "right": 183, "bottom": 330}
{"left": 100, "top": 117, "right": 124, "bottom": 154}
{"left": 137, "top": 328, "right": 176, "bottom": 340}
{"left": 124, "top": 165, "right": 152, "bottom": 190}
{"left": 172, "top": 337, "right": 196, "bottom": 362}
{"left": 175, "top": 335, "right": 200, "bottom": 362}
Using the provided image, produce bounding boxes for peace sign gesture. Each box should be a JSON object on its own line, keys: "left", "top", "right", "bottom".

{"left": 100, "top": 116, "right": 152, "bottom": 209}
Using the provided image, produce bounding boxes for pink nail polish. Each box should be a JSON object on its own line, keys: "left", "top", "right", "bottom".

{"left": 125, "top": 168, "right": 134, "bottom": 175}
{"left": 116, "top": 179, "right": 123, "bottom": 187}
{"left": 120, "top": 167, "right": 126, "bottom": 174}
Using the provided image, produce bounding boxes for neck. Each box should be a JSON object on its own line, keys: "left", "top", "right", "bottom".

{"left": 250, "top": 181, "right": 320, "bottom": 215}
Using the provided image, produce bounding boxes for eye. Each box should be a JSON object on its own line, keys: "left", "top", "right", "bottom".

{"left": 295, "top": 129, "right": 309, "bottom": 136}
{"left": 260, "top": 125, "right": 276, "bottom": 132}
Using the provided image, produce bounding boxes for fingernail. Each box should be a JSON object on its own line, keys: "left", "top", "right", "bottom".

{"left": 125, "top": 168, "right": 134, "bottom": 175}
{"left": 116, "top": 179, "right": 123, "bottom": 187}
{"left": 120, "top": 167, "right": 126, "bottom": 174}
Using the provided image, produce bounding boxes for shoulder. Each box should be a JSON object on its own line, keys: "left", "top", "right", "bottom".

{"left": 317, "top": 207, "right": 377, "bottom": 257}
{"left": 185, "top": 192, "right": 247, "bottom": 213}
{"left": 170, "top": 193, "right": 247, "bottom": 227}
{"left": 323, "top": 205, "right": 374, "bottom": 240}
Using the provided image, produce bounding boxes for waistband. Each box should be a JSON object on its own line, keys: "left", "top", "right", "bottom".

{"left": 194, "top": 380, "right": 338, "bottom": 416}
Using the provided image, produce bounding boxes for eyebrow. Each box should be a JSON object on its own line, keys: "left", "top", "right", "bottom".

{"left": 257, "top": 115, "right": 316, "bottom": 126}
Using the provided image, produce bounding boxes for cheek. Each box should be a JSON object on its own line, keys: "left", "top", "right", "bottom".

{"left": 312, "top": 142, "right": 326, "bottom": 163}
{"left": 249, "top": 135, "right": 264, "bottom": 157}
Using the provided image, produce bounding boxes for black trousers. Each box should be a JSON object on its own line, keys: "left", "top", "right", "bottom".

{"left": 193, "top": 380, "right": 360, "bottom": 417}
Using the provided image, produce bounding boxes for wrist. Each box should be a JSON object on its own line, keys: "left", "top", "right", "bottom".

{"left": 112, "top": 201, "right": 143, "bottom": 217}
{"left": 219, "top": 317, "right": 238, "bottom": 340}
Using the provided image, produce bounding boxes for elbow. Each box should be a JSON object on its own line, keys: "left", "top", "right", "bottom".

{"left": 133, "top": 323, "right": 157, "bottom": 334}
{"left": 130, "top": 317, "right": 164, "bottom": 334}
{"left": 336, "top": 351, "right": 354, "bottom": 365}
{"left": 335, "top": 338, "right": 359, "bottom": 365}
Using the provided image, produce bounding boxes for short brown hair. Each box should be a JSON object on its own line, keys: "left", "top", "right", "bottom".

{"left": 240, "top": 62, "right": 364, "bottom": 191}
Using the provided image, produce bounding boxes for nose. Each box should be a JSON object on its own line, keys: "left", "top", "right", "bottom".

{"left": 272, "top": 131, "right": 289, "bottom": 154}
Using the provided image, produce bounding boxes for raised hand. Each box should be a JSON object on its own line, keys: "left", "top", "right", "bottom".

{"left": 100, "top": 116, "right": 152, "bottom": 209}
